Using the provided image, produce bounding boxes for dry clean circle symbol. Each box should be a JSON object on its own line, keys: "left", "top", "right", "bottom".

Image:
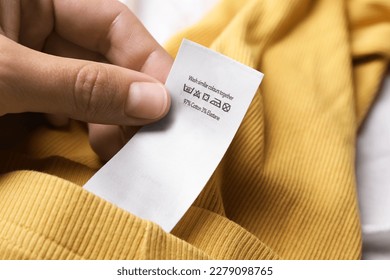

{"left": 222, "top": 103, "right": 231, "bottom": 112}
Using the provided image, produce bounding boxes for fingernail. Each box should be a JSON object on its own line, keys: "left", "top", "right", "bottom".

{"left": 126, "top": 82, "right": 169, "bottom": 119}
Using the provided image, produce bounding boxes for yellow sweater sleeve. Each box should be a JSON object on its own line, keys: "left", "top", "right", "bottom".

{"left": 0, "top": 0, "right": 389, "bottom": 259}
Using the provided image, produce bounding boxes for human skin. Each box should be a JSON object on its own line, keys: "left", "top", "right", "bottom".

{"left": 0, "top": 0, "right": 173, "bottom": 160}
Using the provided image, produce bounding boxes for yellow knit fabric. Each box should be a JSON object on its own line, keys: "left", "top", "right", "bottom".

{"left": 0, "top": 0, "right": 389, "bottom": 260}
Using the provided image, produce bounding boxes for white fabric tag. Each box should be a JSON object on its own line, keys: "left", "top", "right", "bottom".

{"left": 84, "top": 39, "right": 263, "bottom": 232}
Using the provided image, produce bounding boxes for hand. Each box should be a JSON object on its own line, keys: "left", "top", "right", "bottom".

{"left": 0, "top": 0, "right": 172, "bottom": 160}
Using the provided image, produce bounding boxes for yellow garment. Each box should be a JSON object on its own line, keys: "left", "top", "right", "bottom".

{"left": 1, "top": 0, "right": 389, "bottom": 259}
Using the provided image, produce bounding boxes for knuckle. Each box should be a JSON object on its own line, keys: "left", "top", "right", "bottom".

{"left": 73, "top": 64, "right": 112, "bottom": 121}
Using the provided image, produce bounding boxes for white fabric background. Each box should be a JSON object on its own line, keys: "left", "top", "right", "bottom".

{"left": 120, "top": 0, "right": 390, "bottom": 259}
{"left": 357, "top": 73, "right": 390, "bottom": 259}
{"left": 121, "top": 0, "right": 218, "bottom": 45}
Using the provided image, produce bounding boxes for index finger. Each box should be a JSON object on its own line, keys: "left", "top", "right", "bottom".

{"left": 53, "top": 0, "right": 172, "bottom": 82}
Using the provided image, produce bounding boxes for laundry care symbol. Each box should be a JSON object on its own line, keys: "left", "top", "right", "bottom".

{"left": 210, "top": 98, "right": 221, "bottom": 108}
{"left": 210, "top": 98, "right": 231, "bottom": 112}
{"left": 183, "top": 83, "right": 231, "bottom": 113}
{"left": 183, "top": 84, "right": 194, "bottom": 94}
{"left": 222, "top": 102, "right": 231, "bottom": 112}
{"left": 193, "top": 90, "right": 201, "bottom": 98}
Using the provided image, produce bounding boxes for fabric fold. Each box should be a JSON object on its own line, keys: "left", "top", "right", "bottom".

{"left": 1, "top": 0, "right": 390, "bottom": 259}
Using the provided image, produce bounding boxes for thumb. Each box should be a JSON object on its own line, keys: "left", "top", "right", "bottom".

{"left": 0, "top": 36, "right": 170, "bottom": 126}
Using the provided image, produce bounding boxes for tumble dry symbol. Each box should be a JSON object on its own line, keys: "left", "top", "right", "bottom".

{"left": 183, "top": 83, "right": 232, "bottom": 113}
{"left": 202, "top": 93, "right": 210, "bottom": 101}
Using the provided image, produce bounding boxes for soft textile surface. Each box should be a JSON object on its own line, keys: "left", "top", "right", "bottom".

{"left": 127, "top": 0, "right": 390, "bottom": 259}
{"left": 0, "top": 0, "right": 389, "bottom": 259}
{"left": 357, "top": 72, "right": 390, "bottom": 259}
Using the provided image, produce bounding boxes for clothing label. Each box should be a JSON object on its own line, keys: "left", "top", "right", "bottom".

{"left": 84, "top": 39, "right": 263, "bottom": 232}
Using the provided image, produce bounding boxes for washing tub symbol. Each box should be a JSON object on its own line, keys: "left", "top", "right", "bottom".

{"left": 183, "top": 84, "right": 194, "bottom": 94}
